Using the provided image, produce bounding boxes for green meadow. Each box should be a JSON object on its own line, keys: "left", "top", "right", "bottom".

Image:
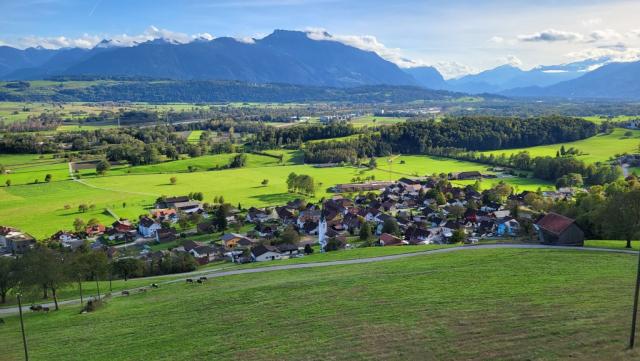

{"left": 0, "top": 153, "right": 552, "bottom": 237}
{"left": 349, "top": 115, "right": 407, "bottom": 127}
{"left": 0, "top": 248, "right": 638, "bottom": 360}
{"left": 0, "top": 181, "right": 151, "bottom": 238}
{"left": 481, "top": 128, "right": 640, "bottom": 163}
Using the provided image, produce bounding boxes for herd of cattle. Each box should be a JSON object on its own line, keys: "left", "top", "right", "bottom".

{"left": 0, "top": 275, "right": 214, "bottom": 322}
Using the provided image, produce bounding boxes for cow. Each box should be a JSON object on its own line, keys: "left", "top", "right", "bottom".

{"left": 42, "top": 307, "right": 50, "bottom": 312}
{"left": 121, "top": 291, "right": 130, "bottom": 296}
{"left": 186, "top": 278, "right": 194, "bottom": 284}
{"left": 30, "top": 305, "right": 43, "bottom": 312}
{"left": 151, "top": 283, "right": 159, "bottom": 288}
{"left": 138, "top": 288, "right": 147, "bottom": 293}
{"left": 0, "top": 318, "right": 5, "bottom": 325}
{"left": 196, "top": 279, "right": 203, "bottom": 284}
{"left": 199, "top": 276, "right": 208, "bottom": 282}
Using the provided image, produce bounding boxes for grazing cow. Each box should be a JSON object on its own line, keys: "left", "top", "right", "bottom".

{"left": 121, "top": 291, "right": 130, "bottom": 296}
{"left": 0, "top": 318, "right": 5, "bottom": 324}
{"left": 186, "top": 278, "right": 194, "bottom": 284}
{"left": 199, "top": 276, "right": 207, "bottom": 282}
{"left": 42, "top": 307, "right": 50, "bottom": 312}
{"left": 30, "top": 305, "right": 43, "bottom": 312}
{"left": 151, "top": 283, "right": 159, "bottom": 288}
{"left": 196, "top": 279, "right": 203, "bottom": 284}
{"left": 138, "top": 288, "right": 147, "bottom": 293}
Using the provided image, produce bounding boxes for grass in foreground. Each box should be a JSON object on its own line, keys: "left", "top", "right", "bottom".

{"left": 585, "top": 240, "right": 640, "bottom": 251}
{"left": 0, "top": 248, "right": 638, "bottom": 360}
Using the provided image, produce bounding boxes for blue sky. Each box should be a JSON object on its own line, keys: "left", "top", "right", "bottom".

{"left": 2, "top": 0, "right": 640, "bottom": 77}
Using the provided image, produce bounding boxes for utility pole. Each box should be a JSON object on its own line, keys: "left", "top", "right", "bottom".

{"left": 17, "top": 294, "right": 29, "bottom": 361}
{"left": 630, "top": 247, "right": 640, "bottom": 348}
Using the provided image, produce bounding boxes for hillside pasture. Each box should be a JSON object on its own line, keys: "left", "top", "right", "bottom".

{"left": 0, "top": 154, "right": 69, "bottom": 186}
{"left": 0, "top": 248, "right": 638, "bottom": 360}
{"left": 481, "top": 128, "right": 640, "bottom": 163}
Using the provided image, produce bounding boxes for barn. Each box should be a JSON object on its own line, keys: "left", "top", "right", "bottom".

{"left": 535, "top": 212, "right": 584, "bottom": 246}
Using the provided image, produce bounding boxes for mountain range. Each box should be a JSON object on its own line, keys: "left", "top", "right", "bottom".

{"left": 1, "top": 29, "right": 640, "bottom": 99}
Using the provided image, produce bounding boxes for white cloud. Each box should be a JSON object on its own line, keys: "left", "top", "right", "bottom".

{"left": 489, "top": 36, "right": 504, "bottom": 44}
{"left": 566, "top": 45, "right": 640, "bottom": 65}
{"left": 518, "top": 28, "right": 626, "bottom": 44}
{"left": 18, "top": 34, "right": 102, "bottom": 49}
{"left": 7, "top": 26, "right": 214, "bottom": 49}
{"left": 235, "top": 36, "right": 255, "bottom": 44}
{"left": 518, "top": 29, "right": 583, "bottom": 42}
{"left": 433, "top": 61, "right": 477, "bottom": 79}
{"left": 627, "top": 29, "right": 640, "bottom": 38}
{"left": 587, "top": 29, "right": 622, "bottom": 43}
{"left": 503, "top": 55, "right": 522, "bottom": 67}
{"left": 194, "top": 33, "right": 215, "bottom": 41}
{"left": 305, "top": 27, "right": 419, "bottom": 68}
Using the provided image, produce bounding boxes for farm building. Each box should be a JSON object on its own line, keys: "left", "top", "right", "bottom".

{"left": 333, "top": 181, "right": 394, "bottom": 193}
{"left": 534, "top": 213, "right": 584, "bottom": 246}
{"left": 449, "top": 171, "right": 482, "bottom": 180}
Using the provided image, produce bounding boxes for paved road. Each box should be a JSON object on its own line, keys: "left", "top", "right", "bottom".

{"left": 1, "top": 244, "right": 637, "bottom": 316}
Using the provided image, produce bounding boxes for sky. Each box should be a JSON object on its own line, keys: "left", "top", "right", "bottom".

{"left": 2, "top": 0, "right": 640, "bottom": 78}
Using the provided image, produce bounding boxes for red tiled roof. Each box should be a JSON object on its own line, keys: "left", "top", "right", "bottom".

{"left": 536, "top": 212, "right": 575, "bottom": 235}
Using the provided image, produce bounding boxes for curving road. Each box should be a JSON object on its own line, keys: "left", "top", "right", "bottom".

{"left": 1, "top": 244, "right": 637, "bottom": 316}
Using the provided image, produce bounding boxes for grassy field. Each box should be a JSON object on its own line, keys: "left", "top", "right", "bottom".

{"left": 0, "top": 248, "right": 638, "bottom": 360}
{"left": 482, "top": 128, "right": 640, "bottom": 163}
{"left": 349, "top": 115, "right": 407, "bottom": 127}
{"left": 0, "top": 100, "right": 214, "bottom": 125}
{"left": 0, "top": 181, "right": 151, "bottom": 237}
{"left": 585, "top": 240, "right": 640, "bottom": 251}
{"left": 583, "top": 115, "right": 638, "bottom": 124}
{"left": 0, "top": 244, "right": 454, "bottom": 308}
{"left": 187, "top": 130, "right": 204, "bottom": 143}
{"left": 0, "top": 154, "right": 69, "bottom": 186}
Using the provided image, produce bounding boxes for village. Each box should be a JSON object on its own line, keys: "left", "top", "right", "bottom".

{"left": 0, "top": 173, "right": 586, "bottom": 272}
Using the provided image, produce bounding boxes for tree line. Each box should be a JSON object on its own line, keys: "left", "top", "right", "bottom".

{"left": 0, "top": 244, "right": 198, "bottom": 308}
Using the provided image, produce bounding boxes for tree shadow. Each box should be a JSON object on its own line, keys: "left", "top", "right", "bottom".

{"left": 249, "top": 192, "right": 298, "bottom": 204}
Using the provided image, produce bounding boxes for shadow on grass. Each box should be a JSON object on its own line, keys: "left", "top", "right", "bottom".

{"left": 249, "top": 192, "right": 298, "bottom": 204}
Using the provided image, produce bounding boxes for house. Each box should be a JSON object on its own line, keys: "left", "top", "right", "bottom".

{"left": 1, "top": 227, "right": 35, "bottom": 254}
{"left": 450, "top": 171, "right": 482, "bottom": 180}
{"left": 333, "top": 182, "right": 394, "bottom": 193}
{"left": 156, "top": 228, "right": 177, "bottom": 243}
{"left": 0, "top": 226, "right": 17, "bottom": 248}
{"left": 51, "top": 231, "right": 84, "bottom": 249}
{"left": 173, "top": 201, "right": 203, "bottom": 214}
{"left": 156, "top": 196, "right": 190, "bottom": 209}
{"left": 276, "top": 243, "right": 300, "bottom": 256}
{"left": 378, "top": 233, "right": 408, "bottom": 246}
{"left": 246, "top": 207, "right": 277, "bottom": 222}
{"left": 496, "top": 218, "right": 520, "bottom": 237}
{"left": 138, "top": 216, "right": 161, "bottom": 238}
{"left": 301, "top": 221, "right": 319, "bottom": 235}
{"left": 150, "top": 208, "right": 178, "bottom": 223}
{"left": 5, "top": 233, "right": 36, "bottom": 254}
{"left": 535, "top": 213, "right": 584, "bottom": 246}
{"left": 112, "top": 219, "right": 134, "bottom": 233}
{"left": 221, "top": 233, "right": 256, "bottom": 249}
{"left": 276, "top": 206, "right": 296, "bottom": 223}
{"left": 251, "top": 244, "right": 283, "bottom": 262}
{"left": 188, "top": 245, "right": 218, "bottom": 264}
{"left": 85, "top": 224, "right": 106, "bottom": 237}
